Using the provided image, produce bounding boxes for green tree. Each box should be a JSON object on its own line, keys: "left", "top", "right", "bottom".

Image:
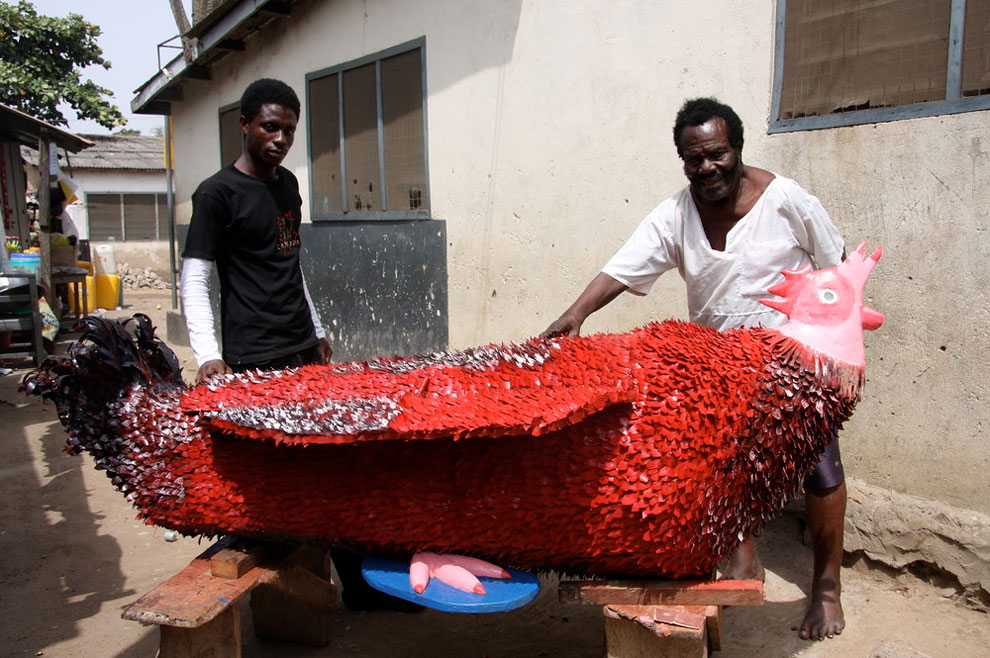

{"left": 0, "top": 1, "right": 125, "bottom": 129}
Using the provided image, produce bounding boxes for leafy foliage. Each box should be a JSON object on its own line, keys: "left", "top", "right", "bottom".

{"left": 0, "top": 1, "right": 125, "bottom": 129}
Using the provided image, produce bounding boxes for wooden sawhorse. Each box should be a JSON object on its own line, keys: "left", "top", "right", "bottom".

{"left": 559, "top": 578, "right": 764, "bottom": 657}
{"left": 122, "top": 539, "right": 336, "bottom": 658}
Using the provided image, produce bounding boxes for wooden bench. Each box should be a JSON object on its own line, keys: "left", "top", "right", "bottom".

{"left": 559, "top": 578, "right": 764, "bottom": 657}
{"left": 122, "top": 539, "right": 337, "bottom": 658}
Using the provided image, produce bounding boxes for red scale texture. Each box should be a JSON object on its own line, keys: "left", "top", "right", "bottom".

{"left": 27, "top": 315, "right": 862, "bottom": 579}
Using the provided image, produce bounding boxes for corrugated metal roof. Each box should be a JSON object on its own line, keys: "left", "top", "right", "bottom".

{"left": 0, "top": 103, "right": 94, "bottom": 152}
{"left": 22, "top": 134, "right": 165, "bottom": 171}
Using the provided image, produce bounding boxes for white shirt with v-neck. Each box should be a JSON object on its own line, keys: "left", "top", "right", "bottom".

{"left": 602, "top": 175, "right": 845, "bottom": 331}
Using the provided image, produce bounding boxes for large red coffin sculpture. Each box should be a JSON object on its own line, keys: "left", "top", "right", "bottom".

{"left": 27, "top": 242, "right": 883, "bottom": 578}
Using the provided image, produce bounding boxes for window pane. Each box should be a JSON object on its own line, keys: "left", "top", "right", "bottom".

{"left": 123, "top": 194, "right": 159, "bottom": 240}
{"left": 310, "top": 73, "right": 343, "bottom": 214}
{"left": 157, "top": 194, "right": 169, "bottom": 232}
{"left": 382, "top": 49, "right": 428, "bottom": 212}
{"left": 781, "top": 0, "right": 951, "bottom": 119}
{"left": 962, "top": 0, "right": 990, "bottom": 96}
{"left": 87, "top": 193, "right": 123, "bottom": 241}
{"left": 343, "top": 63, "right": 380, "bottom": 212}
{"left": 219, "top": 106, "right": 242, "bottom": 166}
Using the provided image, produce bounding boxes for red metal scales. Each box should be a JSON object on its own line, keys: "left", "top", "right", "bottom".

{"left": 26, "top": 243, "right": 883, "bottom": 583}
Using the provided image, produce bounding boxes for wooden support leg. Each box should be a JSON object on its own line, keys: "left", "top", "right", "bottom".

{"left": 604, "top": 605, "right": 709, "bottom": 658}
{"left": 158, "top": 602, "right": 242, "bottom": 658}
{"left": 249, "top": 545, "right": 337, "bottom": 647}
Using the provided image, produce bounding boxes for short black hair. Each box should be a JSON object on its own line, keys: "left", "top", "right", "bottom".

{"left": 240, "top": 78, "right": 301, "bottom": 122}
{"left": 672, "top": 98, "right": 744, "bottom": 157}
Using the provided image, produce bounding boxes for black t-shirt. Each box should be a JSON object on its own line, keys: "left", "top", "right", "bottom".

{"left": 183, "top": 164, "right": 317, "bottom": 365}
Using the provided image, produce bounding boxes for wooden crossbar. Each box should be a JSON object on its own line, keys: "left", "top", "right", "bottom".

{"left": 559, "top": 578, "right": 764, "bottom": 607}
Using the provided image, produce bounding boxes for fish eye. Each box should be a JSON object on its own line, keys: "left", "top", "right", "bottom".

{"left": 818, "top": 288, "right": 838, "bottom": 304}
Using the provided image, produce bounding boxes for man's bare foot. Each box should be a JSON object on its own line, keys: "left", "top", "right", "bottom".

{"left": 798, "top": 578, "right": 844, "bottom": 640}
{"left": 719, "top": 537, "right": 766, "bottom": 581}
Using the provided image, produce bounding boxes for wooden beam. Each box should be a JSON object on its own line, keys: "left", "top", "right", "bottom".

{"left": 260, "top": 1, "right": 292, "bottom": 16}
{"left": 604, "top": 605, "right": 708, "bottom": 658}
{"left": 183, "top": 65, "right": 212, "bottom": 81}
{"left": 122, "top": 554, "right": 278, "bottom": 628}
{"left": 155, "top": 86, "right": 184, "bottom": 102}
{"left": 559, "top": 579, "right": 764, "bottom": 607}
{"left": 216, "top": 38, "right": 245, "bottom": 51}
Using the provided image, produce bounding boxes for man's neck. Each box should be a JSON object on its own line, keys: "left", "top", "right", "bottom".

{"left": 693, "top": 166, "right": 772, "bottom": 250}
{"left": 234, "top": 154, "right": 278, "bottom": 181}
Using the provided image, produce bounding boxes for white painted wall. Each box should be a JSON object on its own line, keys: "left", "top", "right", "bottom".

{"left": 162, "top": 0, "right": 989, "bottom": 516}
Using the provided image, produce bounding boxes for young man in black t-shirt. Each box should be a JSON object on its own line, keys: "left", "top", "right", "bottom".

{"left": 181, "top": 78, "right": 418, "bottom": 614}
{"left": 182, "top": 78, "right": 331, "bottom": 381}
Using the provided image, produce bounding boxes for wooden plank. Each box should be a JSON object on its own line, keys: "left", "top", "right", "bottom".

{"left": 608, "top": 604, "right": 708, "bottom": 629}
{"left": 122, "top": 556, "right": 278, "bottom": 628}
{"left": 211, "top": 547, "right": 270, "bottom": 580}
{"left": 704, "top": 605, "right": 722, "bottom": 651}
{"left": 249, "top": 546, "right": 336, "bottom": 647}
{"left": 604, "top": 605, "right": 707, "bottom": 658}
{"left": 158, "top": 604, "right": 241, "bottom": 658}
{"left": 559, "top": 579, "right": 764, "bottom": 607}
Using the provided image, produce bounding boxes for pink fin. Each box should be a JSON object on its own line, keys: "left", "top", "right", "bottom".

{"left": 409, "top": 551, "right": 511, "bottom": 595}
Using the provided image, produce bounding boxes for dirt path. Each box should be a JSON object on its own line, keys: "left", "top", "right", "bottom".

{"left": 0, "top": 288, "right": 985, "bottom": 658}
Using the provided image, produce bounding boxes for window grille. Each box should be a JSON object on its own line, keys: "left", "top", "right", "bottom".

{"left": 771, "top": 0, "right": 990, "bottom": 132}
{"left": 307, "top": 39, "right": 429, "bottom": 219}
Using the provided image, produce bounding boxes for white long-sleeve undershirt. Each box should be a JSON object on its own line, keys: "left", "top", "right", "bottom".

{"left": 180, "top": 257, "right": 326, "bottom": 367}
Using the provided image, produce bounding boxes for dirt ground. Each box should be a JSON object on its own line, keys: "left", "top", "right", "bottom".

{"left": 1, "top": 288, "right": 987, "bottom": 658}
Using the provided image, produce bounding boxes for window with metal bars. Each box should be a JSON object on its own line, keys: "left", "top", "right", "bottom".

{"left": 771, "top": 0, "right": 989, "bottom": 132}
{"left": 86, "top": 193, "right": 168, "bottom": 241}
{"left": 306, "top": 38, "right": 430, "bottom": 220}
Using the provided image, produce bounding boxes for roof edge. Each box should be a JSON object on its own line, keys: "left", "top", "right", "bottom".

{"left": 0, "top": 104, "right": 94, "bottom": 152}
{"left": 131, "top": 0, "right": 286, "bottom": 116}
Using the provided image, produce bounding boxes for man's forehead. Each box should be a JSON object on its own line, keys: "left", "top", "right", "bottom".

{"left": 690, "top": 119, "right": 727, "bottom": 137}
{"left": 252, "top": 103, "right": 298, "bottom": 122}
{"left": 680, "top": 120, "right": 730, "bottom": 149}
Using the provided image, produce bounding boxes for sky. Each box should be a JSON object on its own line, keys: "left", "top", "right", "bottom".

{"left": 29, "top": 0, "right": 193, "bottom": 136}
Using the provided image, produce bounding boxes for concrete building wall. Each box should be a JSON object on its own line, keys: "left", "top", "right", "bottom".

{"left": 162, "top": 0, "right": 989, "bottom": 518}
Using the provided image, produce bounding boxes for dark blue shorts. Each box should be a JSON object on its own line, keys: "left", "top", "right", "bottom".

{"left": 804, "top": 437, "right": 844, "bottom": 492}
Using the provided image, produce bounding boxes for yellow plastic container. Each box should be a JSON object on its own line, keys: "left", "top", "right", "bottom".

{"left": 95, "top": 274, "right": 121, "bottom": 309}
{"left": 69, "top": 276, "right": 97, "bottom": 314}
{"left": 76, "top": 260, "right": 95, "bottom": 276}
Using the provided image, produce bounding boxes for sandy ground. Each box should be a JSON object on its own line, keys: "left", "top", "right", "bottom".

{"left": 1, "top": 288, "right": 987, "bottom": 658}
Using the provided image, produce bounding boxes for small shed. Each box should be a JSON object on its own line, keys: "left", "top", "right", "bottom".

{"left": 21, "top": 134, "right": 169, "bottom": 243}
{"left": 0, "top": 103, "right": 93, "bottom": 286}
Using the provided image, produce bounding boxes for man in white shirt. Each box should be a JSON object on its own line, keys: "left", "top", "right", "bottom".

{"left": 543, "top": 98, "right": 847, "bottom": 641}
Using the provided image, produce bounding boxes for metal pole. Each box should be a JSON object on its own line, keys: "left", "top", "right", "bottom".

{"left": 37, "top": 132, "right": 52, "bottom": 303}
{"left": 165, "top": 115, "right": 178, "bottom": 309}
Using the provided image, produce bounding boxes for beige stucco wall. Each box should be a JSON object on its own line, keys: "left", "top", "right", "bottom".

{"left": 162, "top": 0, "right": 989, "bottom": 516}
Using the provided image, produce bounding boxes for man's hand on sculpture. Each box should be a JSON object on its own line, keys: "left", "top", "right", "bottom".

{"left": 196, "top": 359, "right": 232, "bottom": 383}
